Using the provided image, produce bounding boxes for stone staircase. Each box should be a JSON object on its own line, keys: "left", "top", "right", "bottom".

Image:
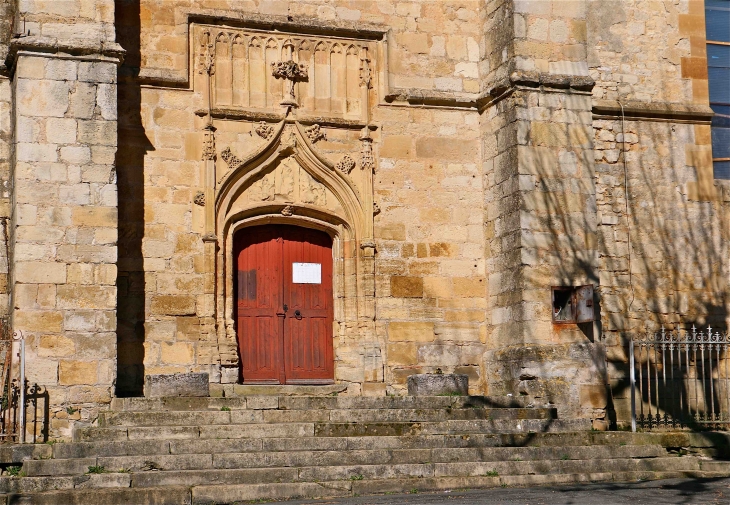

{"left": 0, "top": 395, "right": 728, "bottom": 504}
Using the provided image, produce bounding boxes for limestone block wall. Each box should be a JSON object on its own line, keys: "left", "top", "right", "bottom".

{"left": 7, "top": 0, "right": 121, "bottom": 440}
{"left": 587, "top": 0, "right": 730, "bottom": 426}
{"left": 110, "top": 0, "right": 494, "bottom": 396}
{"left": 137, "top": 0, "right": 482, "bottom": 95}
{"left": 0, "top": 0, "right": 16, "bottom": 319}
{"left": 594, "top": 117, "right": 729, "bottom": 423}
{"left": 373, "top": 105, "right": 485, "bottom": 394}
{"left": 16, "top": 0, "right": 115, "bottom": 43}
{"left": 587, "top": 0, "right": 696, "bottom": 103}
{"left": 11, "top": 52, "right": 119, "bottom": 439}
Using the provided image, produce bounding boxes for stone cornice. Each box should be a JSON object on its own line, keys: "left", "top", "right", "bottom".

{"left": 385, "top": 71, "right": 595, "bottom": 112}
{"left": 592, "top": 99, "right": 714, "bottom": 124}
{"left": 195, "top": 108, "right": 374, "bottom": 130}
{"left": 3, "top": 36, "right": 125, "bottom": 74}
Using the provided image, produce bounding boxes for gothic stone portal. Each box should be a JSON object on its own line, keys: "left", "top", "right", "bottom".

{"left": 235, "top": 225, "right": 334, "bottom": 384}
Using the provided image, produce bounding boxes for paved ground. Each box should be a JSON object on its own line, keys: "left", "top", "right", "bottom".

{"left": 280, "top": 478, "right": 730, "bottom": 505}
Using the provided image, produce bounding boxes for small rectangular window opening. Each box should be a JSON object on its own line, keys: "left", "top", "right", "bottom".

{"left": 552, "top": 285, "right": 595, "bottom": 324}
{"left": 552, "top": 288, "right": 574, "bottom": 322}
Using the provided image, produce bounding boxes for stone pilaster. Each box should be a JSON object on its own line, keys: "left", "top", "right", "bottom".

{"left": 482, "top": 0, "right": 607, "bottom": 424}
{"left": 8, "top": 27, "right": 123, "bottom": 438}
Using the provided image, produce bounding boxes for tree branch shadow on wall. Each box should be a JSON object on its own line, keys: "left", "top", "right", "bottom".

{"left": 523, "top": 97, "right": 728, "bottom": 436}
{"left": 114, "top": 0, "right": 153, "bottom": 397}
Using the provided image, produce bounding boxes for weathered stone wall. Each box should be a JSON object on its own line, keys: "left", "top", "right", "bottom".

{"left": 479, "top": 0, "right": 607, "bottom": 423}
{"left": 7, "top": 0, "right": 121, "bottom": 439}
{"left": 587, "top": 0, "right": 730, "bottom": 426}
{"left": 0, "top": 0, "right": 17, "bottom": 319}
{"left": 3, "top": 0, "right": 727, "bottom": 438}
{"left": 587, "top": 0, "right": 694, "bottom": 103}
{"left": 111, "top": 0, "right": 490, "bottom": 396}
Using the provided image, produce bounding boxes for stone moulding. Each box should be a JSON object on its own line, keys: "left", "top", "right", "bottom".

{"left": 4, "top": 36, "right": 126, "bottom": 73}
{"left": 194, "top": 108, "right": 371, "bottom": 130}
{"left": 384, "top": 72, "right": 596, "bottom": 112}
{"left": 592, "top": 100, "right": 714, "bottom": 124}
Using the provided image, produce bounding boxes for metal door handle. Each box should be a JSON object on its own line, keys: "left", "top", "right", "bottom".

{"left": 294, "top": 310, "right": 301, "bottom": 318}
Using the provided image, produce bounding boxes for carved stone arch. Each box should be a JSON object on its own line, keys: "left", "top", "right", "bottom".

{"left": 215, "top": 31, "right": 230, "bottom": 47}
{"left": 215, "top": 121, "right": 368, "bottom": 243}
{"left": 249, "top": 36, "right": 262, "bottom": 49}
{"left": 214, "top": 121, "right": 377, "bottom": 388}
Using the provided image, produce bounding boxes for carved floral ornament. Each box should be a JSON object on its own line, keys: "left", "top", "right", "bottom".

{"left": 255, "top": 122, "right": 274, "bottom": 140}
{"left": 336, "top": 155, "right": 356, "bottom": 174}
{"left": 305, "top": 124, "right": 326, "bottom": 144}
{"left": 271, "top": 60, "right": 309, "bottom": 102}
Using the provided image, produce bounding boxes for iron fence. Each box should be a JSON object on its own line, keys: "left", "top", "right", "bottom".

{"left": 0, "top": 319, "right": 22, "bottom": 443}
{"left": 631, "top": 326, "right": 730, "bottom": 431}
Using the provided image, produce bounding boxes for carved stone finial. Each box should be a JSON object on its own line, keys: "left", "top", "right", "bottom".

{"left": 198, "top": 30, "right": 215, "bottom": 75}
{"left": 278, "top": 124, "right": 298, "bottom": 152}
{"left": 359, "top": 131, "right": 374, "bottom": 173}
{"left": 271, "top": 60, "right": 308, "bottom": 104}
{"left": 255, "top": 122, "right": 274, "bottom": 140}
{"left": 281, "top": 205, "right": 294, "bottom": 216}
{"left": 193, "top": 192, "right": 206, "bottom": 206}
{"left": 305, "top": 124, "right": 326, "bottom": 144}
{"left": 202, "top": 125, "right": 216, "bottom": 161}
{"left": 359, "top": 47, "right": 372, "bottom": 88}
{"left": 336, "top": 155, "right": 356, "bottom": 175}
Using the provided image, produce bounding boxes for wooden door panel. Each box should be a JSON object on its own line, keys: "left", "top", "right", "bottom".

{"left": 282, "top": 226, "right": 334, "bottom": 383}
{"left": 235, "top": 227, "right": 282, "bottom": 383}
{"left": 236, "top": 225, "right": 333, "bottom": 385}
{"left": 238, "top": 314, "right": 280, "bottom": 382}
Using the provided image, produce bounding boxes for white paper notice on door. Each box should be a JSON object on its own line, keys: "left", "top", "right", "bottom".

{"left": 292, "top": 263, "right": 322, "bottom": 284}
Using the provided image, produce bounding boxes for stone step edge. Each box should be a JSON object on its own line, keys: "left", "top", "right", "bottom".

{"left": 96, "top": 410, "right": 556, "bottom": 428}
{"left": 21, "top": 455, "right": 699, "bottom": 478}
{"left": 110, "top": 395, "right": 532, "bottom": 411}
{"left": 1, "top": 431, "right": 687, "bottom": 465}
{"left": 76, "top": 418, "right": 589, "bottom": 437}
{"left": 4, "top": 470, "right": 727, "bottom": 505}
{"left": 44, "top": 441, "right": 670, "bottom": 461}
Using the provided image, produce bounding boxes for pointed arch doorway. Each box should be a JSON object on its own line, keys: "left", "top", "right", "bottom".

{"left": 234, "top": 224, "right": 335, "bottom": 384}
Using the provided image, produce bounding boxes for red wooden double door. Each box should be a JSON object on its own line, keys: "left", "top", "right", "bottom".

{"left": 235, "top": 225, "right": 334, "bottom": 384}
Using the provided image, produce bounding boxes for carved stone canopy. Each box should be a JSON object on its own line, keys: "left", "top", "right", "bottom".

{"left": 216, "top": 119, "right": 372, "bottom": 248}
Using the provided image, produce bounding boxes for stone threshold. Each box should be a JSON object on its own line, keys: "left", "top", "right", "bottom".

{"left": 210, "top": 383, "right": 349, "bottom": 397}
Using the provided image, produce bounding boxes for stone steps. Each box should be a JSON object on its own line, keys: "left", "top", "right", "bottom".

{"left": 5, "top": 456, "right": 706, "bottom": 490}
{"left": 1, "top": 396, "right": 729, "bottom": 504}
{"left": 22, "top": 444, "right": 672, "bottom": 477}
{"left": 47, "top": 436, "right": 669, "bottom": 460}
{"left": 98, "top": 407, "right": 553, "bottom": 427}
{"left": 41, "top": 431, "right": 690, "bottom": 460}
{"left": 75, "top": 418, "right": 591, "bottom": 442}
{"left": 109, "top": 395, "right": 530, "bottom": 412}
{"left": 2, "top": 470, "right": 728, "bottom": 505}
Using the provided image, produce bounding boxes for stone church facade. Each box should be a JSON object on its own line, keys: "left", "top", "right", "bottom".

{"left": 0, "top": 0, "right": 726, "bottom": 440}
